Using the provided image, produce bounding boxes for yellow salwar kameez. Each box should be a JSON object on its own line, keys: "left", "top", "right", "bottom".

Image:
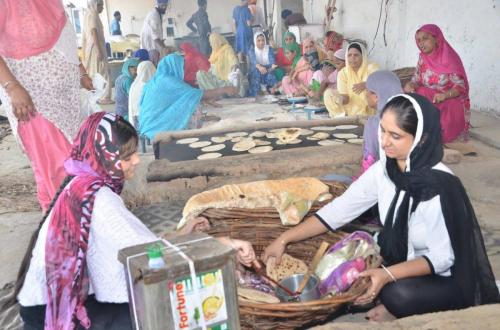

{"left": 324, "top": 42, "right": 379, "bottom": 117}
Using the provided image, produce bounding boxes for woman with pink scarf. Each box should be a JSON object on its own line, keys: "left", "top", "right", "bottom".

{"left": 0, "top": 0, "right": 84, "bottom": 212}
{"left": 281, "top": 37, "right": 319, "bottom": 96}
{"left": 405, "top": 24, "right": 470, "bottom": 143}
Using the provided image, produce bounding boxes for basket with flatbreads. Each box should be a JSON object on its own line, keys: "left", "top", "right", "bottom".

{"left": 182, "top": 178, "right": 380, "bottom": 329}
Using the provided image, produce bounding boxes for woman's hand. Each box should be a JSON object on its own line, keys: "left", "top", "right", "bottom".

{"left": 176, "top": 217, "right": 211, "bottom": 236}
{"left": 257, "top": 64, "right": 267, "bottom": 75}
{"left": 404, "top": 81, "right": 416, "bottom": 93}
{"left": 352, "top": 82, "right": 366, "bottom": 94}
{"left": 433, "top": 92, "right": 447, "bottom": 104}
{"left": 7, "top": 83, "right": 36, "bottom": 121}
{"left": 231, "top": 239, "right": 256, "bottom": 267}
{"left": 80, "top": 75, "right": 94, "bottom": 90}
{"left": 262, "top": 236, "right": 287, "bottom": 264}
{"left": 353, "top": 268, "right": 391, "bottom": 305}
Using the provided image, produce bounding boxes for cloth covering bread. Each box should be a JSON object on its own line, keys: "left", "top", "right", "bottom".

{"left": 178, "top": 177, "right": 330, "bottom": 229}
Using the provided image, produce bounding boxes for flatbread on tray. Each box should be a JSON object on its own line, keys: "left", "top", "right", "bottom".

{"left": 202, "top": 144, "right": 226, "bottom": 152}
{"left": 233, "top": 138, "right": 256, "bottom": 152}
{"left": 189, "top": 141, "right": 212, "bottom": 148}
{"left": 197, "top": 152, "right": 222, "bottom": 160}
{"left": 248, "top": 145, "right": 273, "bottom": 154}
{"left": 266, "top": 254, "right": 308, "bottom": 282}
{"left": 176, "top": 137, "right": 199, "bottom": 144}
{"left": 211, "top": 136, "right": 229, "bottom": 143}
{"left": 334, "top": 125, "right": 358, "bottom": 130}
{"left": 333, "top": 133, "right": 358, "bottom": 139}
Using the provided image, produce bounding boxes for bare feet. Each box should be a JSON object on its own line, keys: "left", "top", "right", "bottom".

{"left": 366, "top": 304, "right": 396, "bottom": 322}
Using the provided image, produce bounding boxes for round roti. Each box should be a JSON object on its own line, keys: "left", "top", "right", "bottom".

{"left": 311, "top": 126, "right": 337, "bottom": 131}
{"left": 202, "top": 144, "right": 226, "bottom": 152}
{"left": 226, "top": 131, "right": 248, "bottom": 138}
{"left": 176, "top": 137, "right": 199, "bottom": 144}
{"left": 318, "top": 139, "right": 344, "bottom": 146}
{"left": 310, "top": 132, "right": 330, "bottom": 140}
{"left": 348, "top": 138, "right": 364, "bottom": 145}
{"left": 248, "top": 145, "right": 273, "bottom": 154}
{"left": 266, "top": 132, "right": 277, "bottom": 139}
{"left": 333, "top": 133, "right": 358, "bottom": 139}
{"left": 299, "top": 129, "right": 314, "bottom": 136}
{"left": 254, "top": 139, "right": 272, "bottom": 146}
{"left": 211, "top": 136, "right": 229, "bottom": 143}
{"left": 231, "top": 136, "right": 244, "bottom": 143}
{"left": 250, "top": 131, "right": 267, "bottom": 138}
{"left": 197, "top": 152, "right": 222, "bottom": 160}
{"left": 189, "top": 141, "right": 212, "bottom": 148}
{"left": 277, "top": 128, "right": 301, "bottom": 143}
{"left": 266, "top": 254, "right": 308, "bottom": 282}
{"left": 334, "top": 125, "right": 358, "bottom": 130}
{"left": 238, "top": 287, "right": 280, "bottom": 304}
{"left": 233, "top": 139, "right": 256, "bottom": 152}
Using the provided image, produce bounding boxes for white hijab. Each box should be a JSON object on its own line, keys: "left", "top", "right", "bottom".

{"left": 129, "top": 61, "right": 156, "bottom": 121}
{"left": 254, "top": 32, "right": 270, "bottom": 66}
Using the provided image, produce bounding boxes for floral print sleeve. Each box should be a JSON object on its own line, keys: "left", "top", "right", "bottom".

{"left": 449, "top": 73, "right": 466, "bottom": 95}
{"left": 411, "top": 57, "right": 423, "bottom": 86}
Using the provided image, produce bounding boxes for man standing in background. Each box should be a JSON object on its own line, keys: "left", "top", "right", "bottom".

{"left": 186, "top": 0, "right": 212, "bottom": 56}
{"left": 110, "top": 11, "right": 122, "bottom": 35}
{"left": 141, "top": 0, "right": 172, "bottom": 57}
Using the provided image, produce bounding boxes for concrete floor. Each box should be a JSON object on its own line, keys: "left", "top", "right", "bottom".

{"left": 1, "top": 110, "right": 500, "bottom": 328}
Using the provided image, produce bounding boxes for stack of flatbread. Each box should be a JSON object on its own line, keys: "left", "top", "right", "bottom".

{"left": 266, "top": 254, "right": 309, "bottom": 282}
{"left": 237, "top": 287, "right": 280, "bottom": 304}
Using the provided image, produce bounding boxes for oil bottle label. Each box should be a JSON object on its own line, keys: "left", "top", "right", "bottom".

{"left": 169, "top": 268, "right": 228, "bottom": 330}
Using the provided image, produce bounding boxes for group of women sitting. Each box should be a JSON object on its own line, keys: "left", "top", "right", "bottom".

{"left": 114, "top": 23, "right": 471, "bottom": 158}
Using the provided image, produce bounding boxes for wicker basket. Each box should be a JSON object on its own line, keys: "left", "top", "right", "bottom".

{"left": 204, "top": 181, "right": 381, "bottom": 329}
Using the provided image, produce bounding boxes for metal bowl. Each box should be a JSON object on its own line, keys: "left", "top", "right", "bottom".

{"left": 275, "top": 274, "right": 320, "bottom": 302}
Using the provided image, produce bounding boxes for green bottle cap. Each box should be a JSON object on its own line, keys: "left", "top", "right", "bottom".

{"left": 147, "top": 243, "right": 163, "bottom": 259}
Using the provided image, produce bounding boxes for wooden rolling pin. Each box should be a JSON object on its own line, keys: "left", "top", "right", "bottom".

{"left": 296, "top": 241, "right": 330, "bottom": 294}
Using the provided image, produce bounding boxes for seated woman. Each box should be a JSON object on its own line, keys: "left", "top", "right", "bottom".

{"left": 128, "top": 60, "right": 156, "bottom": 128}
{"left": 247, "top": 31, "right": 279, "bottom": 96}
{"left": 264, "top": 94, "right": 499, "bottom": 321}
{"left": 196, "top": 33, "right": 245, "bottom": 97}
{"left": 306, "top": 49, "right": 346, "bottom": 100}
{"left": 281, "top": 37, "right": 320, "bottom": 96}
{"left": 115, "top": 58, "right": 139, "bottom": 120}
{"left": 404, "top": 24, "right": 470, "bottom": 144}
{"left": 324, "top": 42, "right": 379, "bottom": 117}
{"left": 319, "top": 30, "right": 344, "bottom": 59}
{"left": 133, "top": 48, "right": 150, "bottom": 62}
{"left": 180, "top": 42, "right": 210, "bottom": 87}
{"left": 10, "top": 113, "right": 256, "bottom": 329}
{"left": 360, "top": 70, "right": 403, "bottom": 174}
{"left": 274, "top": 31, "right": 301, "bottom": 82}
{"left": 139, "top": 54, "right": 238, "bottom": 140}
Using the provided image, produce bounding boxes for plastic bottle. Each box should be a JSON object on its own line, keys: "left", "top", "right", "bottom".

{"left": 147, "top": 244, "right": 165, "bottom": 269}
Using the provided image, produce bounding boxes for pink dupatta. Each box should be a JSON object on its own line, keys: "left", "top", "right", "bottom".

{"left": 416, "top": 24, "right": 469, "bottom": 93}
{"left": 45, "top": 113, "right": 125, "bottom": 329}
{"left": 0, "top": 0, "right": 67, "bottom": 59}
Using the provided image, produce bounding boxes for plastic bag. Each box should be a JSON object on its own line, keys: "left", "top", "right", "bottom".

{"left": 314, "top": 231, "right": 379, "bottom": 296}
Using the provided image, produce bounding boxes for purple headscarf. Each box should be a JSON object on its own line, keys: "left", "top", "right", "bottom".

{"left": 361, "top": 70, "right": 403, "bottom": 173}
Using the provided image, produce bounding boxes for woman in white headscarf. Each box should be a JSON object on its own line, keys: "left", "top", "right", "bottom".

{"left": 247, "top": 31, "right": 278, "bottom": 96}
{"left": 82, "top": 0, "right": 114, "bottom": 104}
{"left": 128, "top": 61, "right": 156, "bottom": 128}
